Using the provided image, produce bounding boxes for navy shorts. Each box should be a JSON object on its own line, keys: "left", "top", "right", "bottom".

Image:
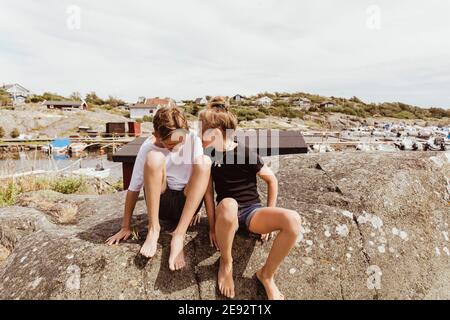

{"left": 238, "top": 203, "right": 263, "bottom": 230}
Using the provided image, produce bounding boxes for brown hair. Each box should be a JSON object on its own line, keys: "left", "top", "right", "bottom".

{"left": 153, "top": 106, "right": 189, "bottom": 139}
{"left": 199, "top": 96, "right": 237, "bottom": 135}
{"left": 207, "top": 96, "right": 229, "bottom": 110}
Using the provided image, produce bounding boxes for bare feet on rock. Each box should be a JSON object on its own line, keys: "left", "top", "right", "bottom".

{"left": 256, "top": 268, "right": 285, "bottom": 300}
{"left": 140, "top": 226, "right": 160, "bottom": 258}
{"left": 218, "top": 258, "right": 235, "bottom": 299}
{"left": 169, "top": 233, "right": 186, "bottom": 271}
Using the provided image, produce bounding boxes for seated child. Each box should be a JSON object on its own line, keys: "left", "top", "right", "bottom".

{"left": 106, "top": 106, "right": 211, "bottom": 271}
{"left": 200, "top": 97, "right": 302, "bottom": 300}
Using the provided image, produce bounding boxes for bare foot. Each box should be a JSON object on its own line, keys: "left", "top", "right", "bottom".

{"left": 256, "top": 269, "right": 285, "bottom": 300}
{"left": 218, "top": 258, "right": 235, "bottom": 299}
{"left": 140, "top": 227, "right": 160, "bottom": 258}
{"left": 169, "top": 233, "right": 186, "bottom": 271}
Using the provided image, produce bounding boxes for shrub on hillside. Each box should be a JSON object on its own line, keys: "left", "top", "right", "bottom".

{"left": 10, "top": 128, "right": 20, "bottom": 138}
{"left": 0, "top": 89, "right": 12, "bottom": 106}
{"left": 52, "top": 176, "right": 85, "bottom": 194}
{"left": 0, "top": 126, "right": 5, "bottom": 138}
{"left": 232, "top": 108, "right": 266, "bottom": 122}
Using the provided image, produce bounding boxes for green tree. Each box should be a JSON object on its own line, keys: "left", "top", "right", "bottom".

{"left": 70, "top": 92, "right": 82, "bottom": 100}
{"left": 105, "top": 95, "right": 125, "bottom": 108}
{"left": 85, "top": 92, "right": 105, "bottom": 105}
{"left": 10, "top": 128, "right": 20, "bottom": 138}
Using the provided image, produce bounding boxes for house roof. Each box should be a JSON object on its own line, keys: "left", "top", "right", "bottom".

{"left": 43, "top": 100, "right": 86, "bottom": 106}
{"left": 142, "top": 98, "right": 175, "bottom": 107}
{"left": 2, "top": 83, "right": 30, "bottom": 93}
{"left": 195, "top": 97, "right": 208, "bottom": 103}
{"left": 129, "top": 104, "right": 159, "bottom": 109}
{"left": 256, "top": 96, "right": 273, "bottom": 101}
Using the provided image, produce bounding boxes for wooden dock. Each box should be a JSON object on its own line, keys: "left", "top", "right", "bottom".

{"left": 0, "top": 137, "right": 135, "bottom": 149}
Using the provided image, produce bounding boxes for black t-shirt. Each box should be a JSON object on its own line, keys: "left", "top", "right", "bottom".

{"left": 207, "top": 144, "right": 264, "bottom": 206}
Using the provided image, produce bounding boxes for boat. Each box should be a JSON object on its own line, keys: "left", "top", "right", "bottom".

{"left": 394, "top": 138, "right": 420, "bottom": 151}
{"left": 424, "top": 137, "right": 447, "bottom": 151}
{"left": 72, "top": 167, "right": 111, "bottom": 179}
{"left": 312, "top": 144, "right": 334, "bottom": 153}
{"left": 72, "top": 163, "right": 110, "bottom": 179}
{"left": 375, "top": 144, "right": 397, "bottom": 152}
{"left": 43, "top": 138, "right": 71, "bottom": 154}
{"left": 356, "top": 144, "right": 374, "bottom": 152}
{"left": 69, "top": 143, "right": 88, "bottom": 154}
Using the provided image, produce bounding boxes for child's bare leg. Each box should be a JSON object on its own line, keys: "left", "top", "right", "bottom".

{"left": 169, "top": 155, "right": 211, "bottom": 271}
{"left": 140, "top": 151, "right": 167, "bottom": 258}
{"left": 215, "top": 198, "right": 239, "bottom": 298}
{"left": 248, "top": 208, "right": 301, "bottom": 300}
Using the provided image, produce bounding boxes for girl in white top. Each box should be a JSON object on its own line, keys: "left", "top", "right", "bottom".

{"left": 128, "top": 130, "right": 204, "bottom": 193}
{"left": 106, "top": 107, "right": 211, "bottom": 272}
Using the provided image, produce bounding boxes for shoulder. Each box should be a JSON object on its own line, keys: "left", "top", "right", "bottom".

{"left": 187, "top": 130, "right": 201, "bottom": 142}
{"left": 135, "top": 137, "right": 156, "bottom": 160}
{"left": 139, "top": 137, "right": 154, "bottom": 152}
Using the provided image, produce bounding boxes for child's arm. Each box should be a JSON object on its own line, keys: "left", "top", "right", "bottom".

{"left": 257, "top": 164, "right": 278, "bottom": 242}
{"left": 106, "top": 190, "right": 139, "bottom": 245}
{"left": 257, "top": 164, "right": 278, "bottom": 208}
{"left": 204, "top": 176, "right": 219, "bottom": 249}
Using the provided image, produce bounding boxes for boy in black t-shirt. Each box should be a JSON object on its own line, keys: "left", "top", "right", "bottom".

{"left": 199, "top": 97, "right": 302, "bottom": 300}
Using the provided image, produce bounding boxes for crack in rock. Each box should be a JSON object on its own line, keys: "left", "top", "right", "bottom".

{"left": 190, "top": 233, "right": 203, "bottom": 300}
{"left": 317, "top": 161, "right": 380, "bottom": 300}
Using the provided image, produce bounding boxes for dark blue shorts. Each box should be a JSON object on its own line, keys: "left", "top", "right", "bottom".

{"left": 238, "top": 203, "right": 263, "bottom": 230}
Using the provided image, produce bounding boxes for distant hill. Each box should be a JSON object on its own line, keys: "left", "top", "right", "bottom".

{"left": 248, "top": 92, "right": 450, "bottom": 120}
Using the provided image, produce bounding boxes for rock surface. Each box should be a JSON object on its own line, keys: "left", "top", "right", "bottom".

{"left": 0, "top": 151, "right": 449, "bottom": 300}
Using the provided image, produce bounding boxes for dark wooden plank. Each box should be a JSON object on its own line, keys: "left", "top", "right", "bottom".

{"left": 113, "top": 130, "right": 307, "bottom": 163}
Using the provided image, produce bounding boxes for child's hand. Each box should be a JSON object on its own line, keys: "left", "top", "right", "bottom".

{"left": 190, "top": 212, "right": 202, "bottom": 226}
{"left": 209, "top": 230, "right": 219, "bottom": 250}
{"left": 261, "top": 232, "right": 274, "bottom": 242}
{"left": 106, "top": 227, "right": 132, "bottom": 245}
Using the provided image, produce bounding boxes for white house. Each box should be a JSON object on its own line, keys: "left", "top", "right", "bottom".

{"left": 1, "top": 83, "right": 30, "bottom": 104}
{"left": 195, "top": 97, "right": 209, "bottom": 105}
{"left": 255, "top": 96, "right": 273, "bottom": 107}
{"left": 320, "top": 101, "right": 336, "bottom": 108}
{"left": 293, "top": 98, "right": 312, "bottom": 107}
{"left": 43, "top": 100, "right": 88, "bottom": 111}
{"left": 176, "top": 100, "right": 186, "bottom": 107}
{"left": 231, "top": 94, "right": 243, "bottom": 103}
{"left": 129, "top": 98, "right": 176, "bottom": 119}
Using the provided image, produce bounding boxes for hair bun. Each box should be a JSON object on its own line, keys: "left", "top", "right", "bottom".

{"left": 208, "top": 96, "right": 229, "bottom": 111}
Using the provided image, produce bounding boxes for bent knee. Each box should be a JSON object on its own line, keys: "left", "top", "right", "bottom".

{"left": 282, "top": 210, "right": 302, "bottom": 235}
{"left": 145, "top": 151, "right": 165, "bottom": 170}
{"left": 218, "top": 198, "right": 239, "bottom": 211}
{"left": 216, "top": 210, "right": 238, "bottom": 226}
{"left": 216, "top": 199, "right": 239, "bottom": 224}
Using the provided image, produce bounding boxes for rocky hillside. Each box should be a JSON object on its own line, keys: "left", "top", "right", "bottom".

{"left": 0, "top": 105, "right": 152, "bottom": 138}
{"left": 0, "top": 151, "right": 449, "bottom": 299}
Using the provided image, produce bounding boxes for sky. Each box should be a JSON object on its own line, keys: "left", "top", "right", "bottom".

{"left": 1, "top": 0, "right": 449, "bottom": 108}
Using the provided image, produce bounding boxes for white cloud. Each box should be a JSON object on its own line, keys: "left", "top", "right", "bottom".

{"left": 0, "top": 0, "right": 449, "bottom": 107}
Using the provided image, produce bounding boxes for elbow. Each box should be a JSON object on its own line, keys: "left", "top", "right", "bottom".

{"left": 267, "top": 175, "right": 278, "bottom": 187}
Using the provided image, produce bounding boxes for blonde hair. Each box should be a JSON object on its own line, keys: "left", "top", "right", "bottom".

{"left": 153, "top": 106, "right": 188, "bottom": 139}
{"left": 199, "top": 96, "right": 237, "bottom": 135}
